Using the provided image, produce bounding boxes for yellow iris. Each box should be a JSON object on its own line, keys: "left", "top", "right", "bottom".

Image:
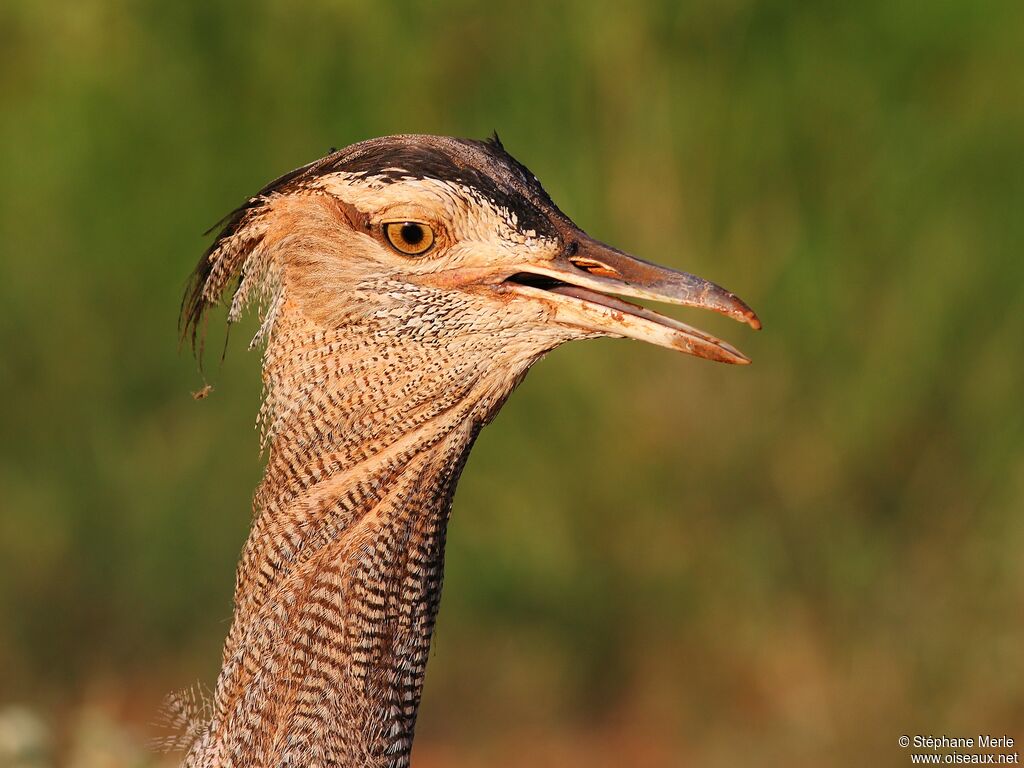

{"left": 384, "top": 221, "right": 435, "bottom": 256}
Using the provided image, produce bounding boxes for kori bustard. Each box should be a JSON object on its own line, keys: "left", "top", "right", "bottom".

{"left": 179, "top": 134, "right": 760, "bottom": 768}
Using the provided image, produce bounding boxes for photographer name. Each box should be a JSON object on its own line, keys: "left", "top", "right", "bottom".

{"left": 915, "top": 736, "right": 1016, "bottom": 750}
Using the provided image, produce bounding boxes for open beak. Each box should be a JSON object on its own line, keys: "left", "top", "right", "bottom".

{"left": 498, "top": 235, "right": 761, "bottom": 364}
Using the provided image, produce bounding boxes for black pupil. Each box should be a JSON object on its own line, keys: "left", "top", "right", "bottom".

{"left": 400, "top": 223, "right": 424, "bottom": 245}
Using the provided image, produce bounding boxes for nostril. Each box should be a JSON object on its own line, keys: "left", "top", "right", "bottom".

{"left": 569, "top": 255, "right": 621, "bottom": 279}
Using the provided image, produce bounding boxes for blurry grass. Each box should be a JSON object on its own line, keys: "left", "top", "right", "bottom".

{"left": 1, "top": 0, "right": 1023, "bottom": 766}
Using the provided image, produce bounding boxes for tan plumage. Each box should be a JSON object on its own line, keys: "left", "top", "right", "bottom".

{"left": 179, "top": 134, "right": 759, "bottom": 768}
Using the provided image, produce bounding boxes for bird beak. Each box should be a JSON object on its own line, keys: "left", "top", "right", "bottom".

{"left": 498, "top": 234, "right": 761, "bottom": 364}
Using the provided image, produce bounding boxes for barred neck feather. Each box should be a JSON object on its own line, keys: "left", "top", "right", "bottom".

{"left": 184, "top": 307, "right": 548, "bottom": 768}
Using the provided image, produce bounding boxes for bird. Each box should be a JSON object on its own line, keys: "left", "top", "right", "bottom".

{"left": 178, "top": 133, "right": 760, "bottom": 768}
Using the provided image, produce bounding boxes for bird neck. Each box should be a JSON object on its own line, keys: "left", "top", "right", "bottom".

{"left": 190, "top": 310, "right": 533, "bottom": 768}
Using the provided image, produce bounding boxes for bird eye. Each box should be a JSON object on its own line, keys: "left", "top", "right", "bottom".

{"left": 384, "top": 221, "right": 435, "bottom": 256}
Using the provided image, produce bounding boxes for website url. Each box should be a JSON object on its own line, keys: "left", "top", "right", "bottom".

{"left": 910, "top": 754, "right": 1020, "bottom": 764}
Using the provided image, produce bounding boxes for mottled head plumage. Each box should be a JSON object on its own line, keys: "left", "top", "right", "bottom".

{"left": 181, "top": 134, "right": 568, "bottom": 360}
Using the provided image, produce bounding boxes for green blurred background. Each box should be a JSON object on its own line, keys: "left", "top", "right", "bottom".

{"left": 2, "top": 1, "right": 1023, "bottom": 766}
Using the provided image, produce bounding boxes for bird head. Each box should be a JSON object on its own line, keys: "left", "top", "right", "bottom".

{"left": 183, "top": 134, "right": 759, "bottom": 370}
